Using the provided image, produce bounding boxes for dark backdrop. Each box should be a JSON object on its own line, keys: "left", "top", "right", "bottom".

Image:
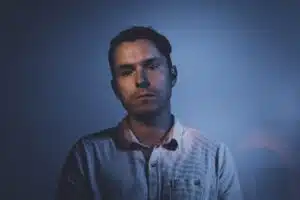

{"left": 2, "top": 1, "right": 300, "bottom": 199}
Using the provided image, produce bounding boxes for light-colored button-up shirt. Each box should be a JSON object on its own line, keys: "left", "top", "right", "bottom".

{"left": 56, "top": 116, "right": 243, "bottom": 200}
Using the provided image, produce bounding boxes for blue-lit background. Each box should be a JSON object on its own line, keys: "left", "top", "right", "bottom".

{"left": 3, "top": 1, "right": 300, "bottom": 199}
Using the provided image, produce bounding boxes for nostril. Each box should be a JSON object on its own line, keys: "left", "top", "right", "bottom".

{"left": 136, "top": 80, "right": 150, "bottom": 88}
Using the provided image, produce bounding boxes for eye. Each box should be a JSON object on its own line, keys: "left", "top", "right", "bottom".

{"left": 147, "top": 63, "right": 160, "bottom": 70}
{"left": 120, "top": 70, "right": 133, "bottom": 76}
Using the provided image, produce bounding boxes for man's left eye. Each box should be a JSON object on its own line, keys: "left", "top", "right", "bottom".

{"left": 148, "top": 64, "right": 159, "bottom": 69}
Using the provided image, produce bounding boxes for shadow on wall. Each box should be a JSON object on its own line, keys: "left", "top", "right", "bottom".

{"left": 234, "top": 120, "right": 300, "bottom": 200}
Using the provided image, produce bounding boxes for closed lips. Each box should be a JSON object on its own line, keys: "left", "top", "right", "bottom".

{"left": 137, "top": 93, "right": 155, "bottom": 98}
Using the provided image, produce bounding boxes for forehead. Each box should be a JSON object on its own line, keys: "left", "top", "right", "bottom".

{"left": 113, "top": 39, "right": 162, "bottom": 66}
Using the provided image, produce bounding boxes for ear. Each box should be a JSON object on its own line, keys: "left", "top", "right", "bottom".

{"left": 111, "top": 79, "right": 120, "bottom": 99}
{"left": 170, "top": 65, "right": 177, "bottom": 87}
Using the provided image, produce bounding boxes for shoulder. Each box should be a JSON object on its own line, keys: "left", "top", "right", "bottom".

{"left": 183, "top": 126, "right": 223, "bottom": 153}
{"left": 182, "top": 126, "right": 235, "bottom": 164}
{"left": 82, "top": 126, "right": 117, "bottom": 143}
{"left": 69, "top": 126, "right": 118, "bottom": 154}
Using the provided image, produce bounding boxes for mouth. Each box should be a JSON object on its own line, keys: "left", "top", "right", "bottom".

{"left": 136, "top": 93, "right": 156, "bottom": 99}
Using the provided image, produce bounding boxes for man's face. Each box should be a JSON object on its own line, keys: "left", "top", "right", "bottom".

{"left": 111, "top": 39, "right": 173, "bottom": 117}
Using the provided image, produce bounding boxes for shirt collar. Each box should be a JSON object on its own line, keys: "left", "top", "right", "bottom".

{"left": 115, "top": 115, "right": 184, "bottom": 150}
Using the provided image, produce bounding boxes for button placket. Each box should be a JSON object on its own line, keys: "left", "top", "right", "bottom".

{"left": 147, "top": 148, "right": 161, "bottom": 200}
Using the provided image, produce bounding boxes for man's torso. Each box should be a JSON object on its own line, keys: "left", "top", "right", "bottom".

{"left": 73, "top": 122, "right": 221, "bottom": 200}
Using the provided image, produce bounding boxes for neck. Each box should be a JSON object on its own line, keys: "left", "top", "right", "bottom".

{"left": 127, "top": 106, "right": 173, "bottom": 146}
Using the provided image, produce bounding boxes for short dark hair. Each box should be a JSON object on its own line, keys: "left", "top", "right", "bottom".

{"left": 108, "top": 26, "right": 173, "bottom": 76}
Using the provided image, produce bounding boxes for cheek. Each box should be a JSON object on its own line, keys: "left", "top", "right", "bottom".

{"left": 149, "top": 70, "right": 168, "bottom": 86}
{"left": 151, "top": 73, "right": 171, "bottom": 90}
{"left": 117, "top": 81, "right": 135, "bottom": 100}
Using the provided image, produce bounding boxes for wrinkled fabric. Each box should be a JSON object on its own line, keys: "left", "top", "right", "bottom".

{"left": 56, "top": 118, "right": 243, "bottom": 200}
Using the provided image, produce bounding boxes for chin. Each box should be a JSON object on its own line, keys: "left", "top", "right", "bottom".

{"left": 130, "top": 106, "right": 162, "bottom": 118}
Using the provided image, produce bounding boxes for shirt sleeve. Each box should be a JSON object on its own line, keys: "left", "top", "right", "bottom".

{"left": 55, "top": 139, "right": 96, "bottom": 200}
{"left": 217, "top": 143, "right": 244, "bottom": 200}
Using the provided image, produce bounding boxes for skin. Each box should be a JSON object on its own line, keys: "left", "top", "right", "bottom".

{"left": 111, "top": 39, "right": 177, "bottom": 146}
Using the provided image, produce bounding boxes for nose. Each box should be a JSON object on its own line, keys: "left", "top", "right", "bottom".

{"left": 135, "top": 68, "right": 150, "bottom": 88}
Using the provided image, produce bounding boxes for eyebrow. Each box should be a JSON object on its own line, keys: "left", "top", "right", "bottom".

{"left": 117, "top": 57, "right": 159, "bottom": 70}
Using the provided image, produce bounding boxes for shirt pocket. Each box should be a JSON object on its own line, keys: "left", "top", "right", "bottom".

{"left": 162, "top": 178, "right": 205, "bottom": 200}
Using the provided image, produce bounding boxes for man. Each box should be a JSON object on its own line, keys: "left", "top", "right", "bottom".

{"left": 56, "top": 26, "right": 243, "bottom": 200}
